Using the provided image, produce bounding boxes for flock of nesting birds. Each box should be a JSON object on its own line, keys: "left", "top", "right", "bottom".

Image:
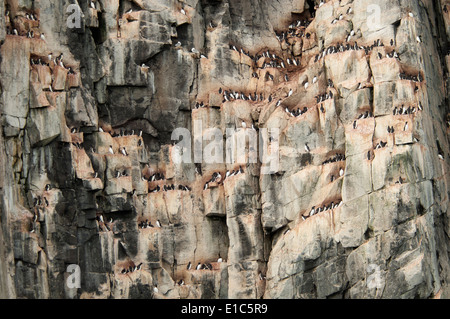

{"left": 4, "top": 9, "right": 45, "bottom": 39}
{"left": 19, "top": 0, "right": 448, "bottom": 292}
{"left": 192, "top": 3, "right": 447, "bottom": 227}
{"left": 5, "top": 9, "right": 77, "bottom": 90}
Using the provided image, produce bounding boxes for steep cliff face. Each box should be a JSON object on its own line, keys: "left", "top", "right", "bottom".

{"left": 0, "top": 0, "right": 449, "bottom": 299}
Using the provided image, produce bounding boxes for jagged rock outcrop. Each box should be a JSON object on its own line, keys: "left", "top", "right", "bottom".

{"left": 0, "top": 0, "right": 449, "bottom": 299}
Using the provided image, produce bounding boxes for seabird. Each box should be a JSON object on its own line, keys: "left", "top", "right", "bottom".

{"left": 121, "top": 147, "right": 128, "bottom": 156}
{"left": 90, "top": 1, "right": 96, "bottom": 9}
{"left": 241, "top": 121, "right": 247, "bottom": 129}
{"left": 304, "top": 82, "right": 309, "bottom": 89}
{"left": 180, "top": 8, "right": 186, "bottom": 15}
{"left": 45, "top": 184, "right": 51, "bottom": 191}
{"left": 109, "top": 145, "right": 114, "bottom": 154}
{"left": 304, "top": 144, "right": 310, "bottom": 153}
{"left": 339, "top": 168, "right": 344, "bottom": 177}
{"left": 417, "top": 73, "right": 423, "bottom": 82}
{"left": 403, "top": 122, "right": 408, "bottom": 131}
{"left": 409, "top": 12, "right": 414, "bottom": 18}
{"left": 312, "top": 76, "right": 317, "bottom": 84}
{"left": 416, "top": 36, "right": 422, "bottom": 43}
{"left": 217, "top": 256, "right": 223, "bottom": 263}
{"left": 40, "top": 33, "right": 45, "bottom": 41}
{"left": 174, "top": 41, "right": 181, "bottom": 47}
{"left": 153, "top": 286, "right": 158, "bottom": 293}
{"left": 196, "top": 263, "right": 202, "bottom": 270}
{"left": 353, "top": 120, "right": 357, "bottom": 129}
{"left": 288, "top": 88, "right": 293, "bottom": 97}
{"left": 156, "top": 220, "right": 161, "bottom": 228}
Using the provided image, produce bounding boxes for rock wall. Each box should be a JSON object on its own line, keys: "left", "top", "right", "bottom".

{"left": 0, "top": 0, "right": 449, "bottom": 298}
